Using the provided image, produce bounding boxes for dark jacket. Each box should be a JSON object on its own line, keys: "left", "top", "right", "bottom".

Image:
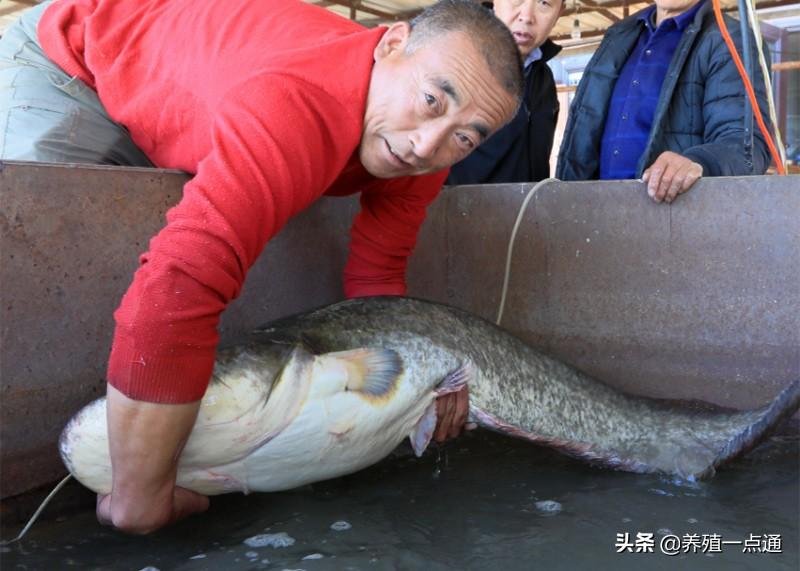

{"left": 447, "top": 39, "right": 562, "bottom": 184}
{"left": 556, "top": 1, "right": 771, "bottom": 180}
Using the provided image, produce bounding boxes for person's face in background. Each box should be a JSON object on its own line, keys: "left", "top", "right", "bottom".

{"left": 493, "top": 0, "right": 563, "bottom": 59}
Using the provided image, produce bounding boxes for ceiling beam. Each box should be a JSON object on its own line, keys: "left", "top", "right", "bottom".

{"left": 562, "top": 0, "right": 797, "bottom": 18}
{"left": 320, "top": 0, "right": 422, "bottom": 21}
{"left": 578, "top": 0, "right": 621, "bottom": 23}
{"left": 552, "top": 28, "right": 606, "bottom": 42}
{"left": 339, "top": 0, "right": 800, "bottom": 29}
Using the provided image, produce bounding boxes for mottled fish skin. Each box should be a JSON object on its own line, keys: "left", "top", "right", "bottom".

{"left": 256, "top": 296, "right": 800, "bottom": 480}
{"left": 61, "top": 296, "right": 800, "bottom": 494}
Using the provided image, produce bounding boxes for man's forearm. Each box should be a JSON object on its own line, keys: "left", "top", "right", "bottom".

{"left": 103, "top": 384, "right": 202, "bottom": 532}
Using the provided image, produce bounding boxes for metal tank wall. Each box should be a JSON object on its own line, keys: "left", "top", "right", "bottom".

{"left": 1, "top": 161, "right": 797, "bottom": 498}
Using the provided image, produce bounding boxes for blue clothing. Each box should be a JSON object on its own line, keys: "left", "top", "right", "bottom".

{"left": 557, "top": 0, "right": 771, "bottom": 180}
{"left": 599, "top": 0, "right": 705, "bottom": 179}
{"left": 523, "top": 46, "right": 543, "bottom": 68}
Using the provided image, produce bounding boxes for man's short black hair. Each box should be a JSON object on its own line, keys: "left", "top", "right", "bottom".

{"left": 406, "top": 0, "right": 524, "bottom": 103}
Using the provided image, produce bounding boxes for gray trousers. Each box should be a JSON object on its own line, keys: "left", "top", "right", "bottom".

{"left": 0, "top": 0, "right": 152, "bottom": 166}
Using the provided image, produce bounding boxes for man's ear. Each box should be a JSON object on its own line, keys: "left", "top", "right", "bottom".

{"left": 374, "top": 22, "right": 411, "bottom": 61}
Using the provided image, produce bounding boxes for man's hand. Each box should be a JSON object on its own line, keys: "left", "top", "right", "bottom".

{"left": 641, "top": 151, "right": 703, "bottom": 204}
{"left": 98, "top": 385, "right": 209, "bottom": 534}
{"left": 434, "top": 385, "right": 471, "bottom": 443}
{"left": 97, "top": 485, "right": 209, "bottom": 535}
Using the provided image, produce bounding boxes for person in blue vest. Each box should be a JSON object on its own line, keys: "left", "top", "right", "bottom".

{"left": 447, "top": 0, "right": 564, "bottom": 185}
{"left": 557, "top": 0, "right": 771, "bottom": 204}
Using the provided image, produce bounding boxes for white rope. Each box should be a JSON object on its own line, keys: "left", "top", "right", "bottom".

{"left": 0, "top": 474, "right": 73, "bottom": 545}
{"left": 744, "top": 0, "right": 786, "bottom": 168}
{"left": 496, "top": 178, "right": 558, "bottom": 326}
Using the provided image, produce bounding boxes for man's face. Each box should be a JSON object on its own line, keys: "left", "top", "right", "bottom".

{"left": 360, "top": 24, "right": 518, "bottom": 179}
{"left": 493, "top": 0, "right": 562, "bottom": 59}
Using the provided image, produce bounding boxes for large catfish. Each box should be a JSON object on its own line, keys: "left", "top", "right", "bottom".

{"left": 61, "top": 297, "right": 800, "bottom": 495}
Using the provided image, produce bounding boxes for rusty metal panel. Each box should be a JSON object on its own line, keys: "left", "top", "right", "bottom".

{"left": 414, "top": 178, "right": 800, "bottom": 412}
{"left": 0, "top": 161, "right": 363, "bottom": 498}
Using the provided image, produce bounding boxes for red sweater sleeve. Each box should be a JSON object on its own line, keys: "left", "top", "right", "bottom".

{"left": 107, "top": 75, "right": 359, "bottom": 403}
{"left": 343, "top": 171, "right": 447, "bottom": 298}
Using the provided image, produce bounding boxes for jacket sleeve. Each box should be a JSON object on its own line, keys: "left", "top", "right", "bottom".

{"left": 681, "top": 21, "right": 772, "bottom": 176}
{"left": 107, "top": 75, "right": 357, "bottom": 403}
{"left": 555, "top": 35, "right": 617, "bottom": 181}
{"left": 343, "top": 171, "right": 447, "bottom": 298}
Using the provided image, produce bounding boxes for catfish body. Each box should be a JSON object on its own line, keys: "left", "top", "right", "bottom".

{"left": 60, "top": 297, "right": 800, "bottom": 494}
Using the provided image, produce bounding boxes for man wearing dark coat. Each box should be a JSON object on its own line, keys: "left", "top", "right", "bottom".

{"left": 447, "top": 0, "right": 564, "bottom": 184}
{"left": 557, "top": 0, "right": 771, "bottom": 203}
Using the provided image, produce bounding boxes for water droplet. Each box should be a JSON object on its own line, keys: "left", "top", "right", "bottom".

{"left": 535, "top": 500, "right": 562, "bottom": 515}
{"left": 302, "top": 553, "right": 324, "bottom": 560}
{"left": 243, "top": 532, "right": 295, "bottom": 548}
{"left": 330, "top": 521, "right": 352, "bottom": 531}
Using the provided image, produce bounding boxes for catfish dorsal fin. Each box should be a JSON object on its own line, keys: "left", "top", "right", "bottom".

{"left": 328, "top": 348, "right": 403, "bottom": 401}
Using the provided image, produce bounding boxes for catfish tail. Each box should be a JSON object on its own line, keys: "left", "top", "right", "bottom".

{"left": 705, "top": 380, "right": 800, "bottom": 477}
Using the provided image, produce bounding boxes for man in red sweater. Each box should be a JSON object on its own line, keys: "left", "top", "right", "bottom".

{"left": 0, "top": 0, "right": 522, "bottom": 533}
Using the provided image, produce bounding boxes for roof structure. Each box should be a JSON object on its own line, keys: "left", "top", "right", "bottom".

{"left": 305, "top": 0, "right": 799, "bottom": 44}
{"left": 1, "top": 1, "right": 797, "bottom": 48}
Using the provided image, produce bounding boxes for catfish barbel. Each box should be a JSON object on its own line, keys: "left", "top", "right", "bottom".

{"left": 60, "top": 296, "right": 800, "bottom": 495}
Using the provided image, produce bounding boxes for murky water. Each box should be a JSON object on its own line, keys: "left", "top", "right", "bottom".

{"left": 2, "top": 429, "right": 797, "bottom": 571}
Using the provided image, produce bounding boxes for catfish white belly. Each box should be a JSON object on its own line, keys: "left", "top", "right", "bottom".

{"left": 61, "top": 335, "right": 463, "bottom": 496}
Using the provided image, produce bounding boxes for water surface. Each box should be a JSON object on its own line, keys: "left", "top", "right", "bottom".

{"left": 2, "top": 429, "right": 797, "bottom": 570}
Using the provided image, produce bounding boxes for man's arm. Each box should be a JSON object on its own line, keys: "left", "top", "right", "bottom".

{"left": 103, "top": 76, "right": 364, "bottom": 531}
{"left": 642, "top": 22, "right": 771, "bottom": 203}
{"left": 343, "top": 173, "right": 447, "bottom": 297}
{"left": 343, "top": 174, "right": 469, "bottom": 439}
{"left": 95, "top": 386, "right": 209, "bottom": 534}
{"left": 681, "top": 22, "right": 772, "bottom": 178}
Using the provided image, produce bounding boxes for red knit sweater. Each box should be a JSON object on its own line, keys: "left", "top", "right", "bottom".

{"left": 39, "top": 0, "right": 447, "bottom": 402}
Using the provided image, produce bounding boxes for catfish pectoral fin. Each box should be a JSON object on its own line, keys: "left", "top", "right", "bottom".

{"left": 435, "top": 362, "right": 473, "bottom": 396}
{"left": 409, "top": 400, "right": 438, "bottom": 457}
{"left": 325, "top": 348, "right": 404, "bottom": 401}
